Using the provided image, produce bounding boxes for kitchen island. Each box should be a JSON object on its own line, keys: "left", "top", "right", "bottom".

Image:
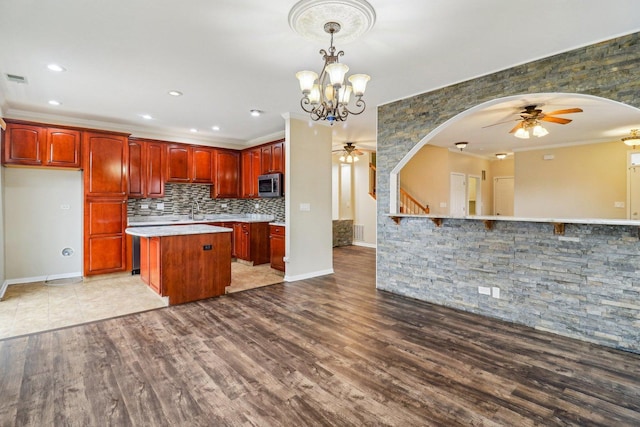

{"left": 125, "top": 224, "right": 232, "bottom": 305}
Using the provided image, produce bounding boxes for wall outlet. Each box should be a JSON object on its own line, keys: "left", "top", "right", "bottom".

{"left": 156, "top": 202, "right": 164, "bottom": 210}
{"left": 221, "top": 203, "right": 228, "bottom": 208}
{"left": 478, "top": 286, "right": 491, "bottom": 295}
{"left": 614, "top": 201, "right": 625, "bottom": 208}
{"left": 491, "top": 287, "right": 500, "bottom": 299}
{"left": 255, "top": 203, "right": 260, "bottom": 209}
{"left": 439, "top": 202, "right": 447, "bottom": 208}
{"left": 300, "top": 203, "right": 311, "bottom": 211}
{"left": 60, "top": 204, "right": 70, "bottom": 210}
{"left": 141, "top": 204, "right": 149, "bottom": 210}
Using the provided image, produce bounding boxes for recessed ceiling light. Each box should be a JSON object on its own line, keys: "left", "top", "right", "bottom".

{"left": 141, "top": 114, "right": 153, "bottom": 120}
{"left": 168, "top": 90, "right": 183, "bottom": 97}
{"left": 190, "top": 128, "right": 198, "bottom": 133}
{"left": 212, "top": 126, "right": 220, "bottom": 131}
{"left": 250, "top": 109, "right": 262, "bottom": 117}
{"left": 48, "top": 100, "right": 61, "bottom": 106}
{"left": 47, "top": 64, "right": 66, "bottom": 72}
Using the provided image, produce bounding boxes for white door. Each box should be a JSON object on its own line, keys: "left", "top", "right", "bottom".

{"left": 494, "top": 176, "right": 514, "bottom": 216}
{"left": 450, "top": 173, "right": 466, "bottom": 217}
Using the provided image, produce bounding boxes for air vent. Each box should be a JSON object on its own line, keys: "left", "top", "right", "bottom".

{"left": 6, "top": 73, "right": 28, "bottom": 84}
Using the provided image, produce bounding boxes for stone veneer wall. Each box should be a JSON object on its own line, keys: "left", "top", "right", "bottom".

{"left": 377, "top": 32, "right": 640, "bottom": 353}
{"left": 332, "top": 219, "right": 354, "bottom": 247}
{"left": 127, "top": 183, "right": 285, "bottom": 222}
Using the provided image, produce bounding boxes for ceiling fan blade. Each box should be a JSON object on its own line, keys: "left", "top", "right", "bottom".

{"left": 544, "top": 108, "right": 583, "bottom": 115}
{"left": 482, "top": 119, "right": 519, "bottom": 129}
{"left": 354, "top": 149, "right": 364, "bottom": 155}
{"left": 509, "top": 122, "right": 523, "bottom": 133}
{"left": 541, "top": 116, "right": 572, "bottom": 124}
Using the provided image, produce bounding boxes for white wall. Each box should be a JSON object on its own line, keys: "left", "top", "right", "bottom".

{"left": 353, "top": 154, "right": 376, "bottom": 247}
{"left": 4, "top": 168, "right": 82, "bottom": 283}
{"left": 284, "top": 116, "right": 333, "bottom": 281}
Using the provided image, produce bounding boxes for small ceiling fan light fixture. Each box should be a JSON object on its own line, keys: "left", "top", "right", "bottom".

{"left": 455, "top": 142, "right": 468, "bottom": 151}
{"left": 532, "top": 123, "right": 549, "bottom": 137}
{"left": 250, "top": 109, "right": 263, "bottom": 117}
{"left": 496, "top": 153, "right": 507, "bottom": 160}
{"left": 622, "top": 129, "right": 640, "bottom": 147}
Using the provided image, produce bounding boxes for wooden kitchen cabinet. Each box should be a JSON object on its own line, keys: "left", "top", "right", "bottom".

{"left": 212, "top": 149, "right": 239, "bottom": 198}
{"left": 128, "top": 138, "right": 165, "bottom": 198}
{"left": 260, "top": 140, "right": 284, "bottom": 174}
{"left": 233, "top": 222, "right": 270, "bottom": 265}
{"left": 166, "top": 143, "right": 213, "bottom": 184}
{"left": 2, "top": 121, "right": 81, "bottom": 168}
{"left": 83, "top": 131, "right": 128, "bottom": 197}
{"left": 241, "top": 148, "right": 261, "bottom": 198}
{"left": 83, "top": 198, "right": 127, "bottom": 275}
{"left": 270, "top": 224, "right": 285, "bottom": 272}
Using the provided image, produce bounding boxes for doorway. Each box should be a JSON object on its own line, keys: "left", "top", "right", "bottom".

{"left": 467, "top": 175, "right": 481, "bottom": 215}
{"left": 494, "top": 176, "right": 514, "bottom": 216}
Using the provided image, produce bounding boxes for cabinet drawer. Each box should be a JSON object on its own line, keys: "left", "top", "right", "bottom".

{"left": 270, "top": 225, "right": 285, "bottom": 236}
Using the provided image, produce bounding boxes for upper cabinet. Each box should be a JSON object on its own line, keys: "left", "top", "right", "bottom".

{"left": 166, "top": 143, "right": 213, "bottom": 184}
{"left": 128, "top": 138, "right": 165, "bottom": 198}
{"left": 212, "top": 149, "right": 239, "bottom": 198}
{"left": 260, "top": 140, "right": 284, "bottom": 174}
{"left": 2, "top": 121, "right": 81, "bottom": 169}
{"left": 83, "top": 131, "right": 128, "bottom": 197}
{"left": 241, "top": 148, "right": 262, "bottom": 198}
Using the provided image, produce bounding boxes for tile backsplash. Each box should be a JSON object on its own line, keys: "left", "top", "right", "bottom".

{"left": 127, "top": 183, "right": 285, "bottom": 222}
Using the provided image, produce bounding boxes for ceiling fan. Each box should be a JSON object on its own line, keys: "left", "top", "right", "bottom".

{"left": 509, "top": 105, "right": 584, "bottom": 138}
{"left": 333, "top": 142, "right": 365, "bottom": 163}
{"left": 484, "top": 104, "right": 584, "bottom": 138}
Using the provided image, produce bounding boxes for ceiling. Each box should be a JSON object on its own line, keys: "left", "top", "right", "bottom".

{"left": 1, "top": 1, "right": 639, "bottom": 152}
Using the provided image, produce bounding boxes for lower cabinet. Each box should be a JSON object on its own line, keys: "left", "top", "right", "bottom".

{"left": 270, "top": 225, "right": 285, "bottom": 272}
{"left": 231, "top": 222, "right": 270, "bottom": 264}
{"left": 83, "top": 198, "right": 127, "bottom": 275}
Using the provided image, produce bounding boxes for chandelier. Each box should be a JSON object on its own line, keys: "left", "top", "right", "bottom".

{"left": 295, "top": 22, "right": 370, "bottom": 124}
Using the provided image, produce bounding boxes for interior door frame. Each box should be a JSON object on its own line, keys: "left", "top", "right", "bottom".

{"left": 450, "top": 172, "right": 466, "bottom": 217}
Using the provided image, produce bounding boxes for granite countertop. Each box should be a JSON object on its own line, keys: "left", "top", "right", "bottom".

{"left": 269, "top": 222, "right": 286, "bottom": 227}
{"left": 128, "top": 214, "right": 275, "bottom": 227}
{"left": 125, "top": 224, "right": 232, "bottom": 238}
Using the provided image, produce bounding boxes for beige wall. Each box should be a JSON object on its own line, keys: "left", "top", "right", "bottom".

{"left": 4, "top": 168, "right": 83, "bottom": 282}
{"left": 400, "top": 145, "right": 449, "bottom": 215}
{"left": 284, "top": 116, "right": 333, "bottom": 281}
{"left": 515, "top": 141, "right": 628, "bottom": 218}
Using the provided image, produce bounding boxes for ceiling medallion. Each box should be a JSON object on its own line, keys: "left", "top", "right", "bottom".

{"left": 288, "top": 0, "right": 376, "bottom": 44}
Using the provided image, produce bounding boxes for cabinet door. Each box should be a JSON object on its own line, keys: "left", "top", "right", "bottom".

{"left": 270, "top": 234, "right": 285, "bottom": 271}
{"left": 83, "top": 132, "right": 128, "bottom": 197}
{"left": 213, "top": 150, "right": 239, "bottom": 198}
{"left": 84, "top": 198, "right": 127, "bottom": 275}
{"left": 166, "top": 144, "right": 191, "bottom": 183}
{"left": 3, "top": 123, "right": 46, "bottom": 166}
{"left": 146, "top": 141, "right": 165, "bottom": 197}
{"left": 260, "top": 145, "right": 273, "bottom": 174}
{"left": 271, "top": 141, "right": 284, "bottom": 173}
{"left": 191, "top": 146, "right": 213, "bottom": 183}
{"left": 128, "top": 139, "right": 145, "bottom": 198}
{"left": 47, "top": 128, "right": 81, "bottom": 168}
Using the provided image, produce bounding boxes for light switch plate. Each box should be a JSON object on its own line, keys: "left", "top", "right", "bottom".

{"left": 300, "top": 203, "right": 311, "bottom": 211}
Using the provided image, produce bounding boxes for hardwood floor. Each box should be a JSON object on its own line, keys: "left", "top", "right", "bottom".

{"left": 1, "top": 245, "right": 639, "bottom": 426}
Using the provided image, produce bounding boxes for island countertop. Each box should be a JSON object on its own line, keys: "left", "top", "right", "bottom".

{"left": 125, "top": 224, "right": 232, "bottom": 238}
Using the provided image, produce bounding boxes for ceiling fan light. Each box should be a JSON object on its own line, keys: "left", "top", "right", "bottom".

{"left": 514, "top": 127, "right": 530, "bottom": 139}
{"left": 339, "top": 154, "right": 346, "bottom": 162}
{"left": 296, "top": 70, "right": 318, "bottom": 93}
{"left": 326, "top": 63, "right": 349, "bottom": 86}
{"left": 348, "top": 74, "right": 370, "bottom": 96}
{"left": 532, "top": 124, "right": 549, "bottom": 137}
{"left": 353, "top": 155, "right": 360, "bottom": 162}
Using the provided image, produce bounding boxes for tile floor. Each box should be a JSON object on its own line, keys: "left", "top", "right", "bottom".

{"left": 0, "top": 262, "right": 284, "bottom": 340}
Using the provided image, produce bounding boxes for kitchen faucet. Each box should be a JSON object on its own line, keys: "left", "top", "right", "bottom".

{"left": 191, "top": 200, "right": 200, "bottom": 219}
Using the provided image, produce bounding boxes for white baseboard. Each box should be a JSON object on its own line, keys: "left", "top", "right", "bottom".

{"left": 0, "top": 280, "right": 8, "bottom": 300}
{"left": 353, "top": 241, "right": 377, "bottom": 249}
{"left": 284, "top": 268, "right": 334, "bottom": 282}
{"left": 4, "top": 272, "right": 83, "bottom": 286}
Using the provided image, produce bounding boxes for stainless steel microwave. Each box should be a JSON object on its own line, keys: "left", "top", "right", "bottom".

{"left": 258, "top": 173, "right": 282, "bottom": 198}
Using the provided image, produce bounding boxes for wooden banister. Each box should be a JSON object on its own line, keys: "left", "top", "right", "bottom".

{"left": 399, "top": 188, "right": 430, "bottom": 214}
